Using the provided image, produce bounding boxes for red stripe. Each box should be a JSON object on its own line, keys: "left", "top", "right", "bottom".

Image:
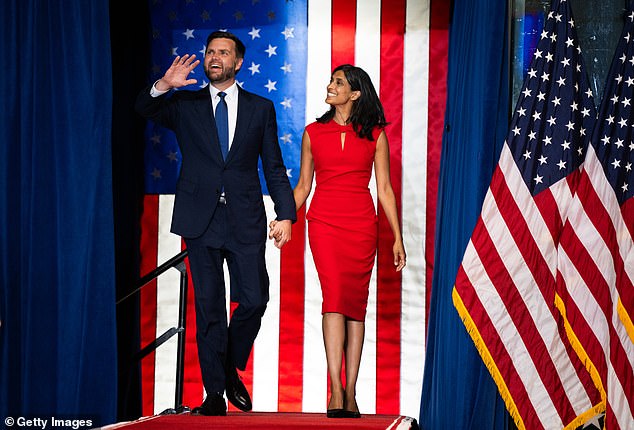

{"left": 490, "top": 166, "right": 558, "bottom": 313}
{"left": 605, "top": 403, "right": 618, "bottom": 430}
{"left": 564, "top": 166, "right": 634, "bottom": 422}
{"left": 555, "top": 233, "right": 608, "bottom": 380}
{"left": 561, "top": 215, "right": 613, "bottom": 327}
{"left": 140, "top": 195, "right": 159, "bottom": 416}
{"left": 469, "top": 216, "right": 577, "bottom": 421}
{"left": 607, "top": 323, "right": 634, "bottom": 429}
{"left": 455, "top": 266, "right": 537, "bottom": 429}
{"left": 611, "top": 336, "right": 634, "bottom": 424}
{"left": 376, "top": 0, "right": 405, "bottom": 415}
{"left": 579, "top": 168, "right": 633, "bottom": 304}
{"left": 426, "top": 0, "right": 450, "bottom": 332}
{"left": 622, "top": 197, "right": 634, "bottom": 241}
{"left": 331, "top": 0, "right": 356, "bottom": 67}
{"left": 534, "top": 181, "right": 564, "bottom": 244}
{"left": 278, "top": 208, "right": 307, "bottom": 411}
{"left": 493, "top": 170, "right": 602, "bottom": 404}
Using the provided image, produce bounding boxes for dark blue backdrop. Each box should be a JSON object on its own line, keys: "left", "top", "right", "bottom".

{"left": 0, "top": 0, "right": 118, "bottom": 426}
{"left": 420, "top": 1, "right": 513, "bottom": 429}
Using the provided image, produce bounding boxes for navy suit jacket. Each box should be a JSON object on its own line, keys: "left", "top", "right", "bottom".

{"left": 136, "top": 85, "right": 296, "bottom": 243}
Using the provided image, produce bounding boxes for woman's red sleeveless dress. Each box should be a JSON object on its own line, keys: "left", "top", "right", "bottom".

{"left": 305, "top": 120, "right": 378, "bottom": 321}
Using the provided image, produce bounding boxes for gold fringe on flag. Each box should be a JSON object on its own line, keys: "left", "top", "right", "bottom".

{"left": 452, "top": 287, "right": 525, "bottom": 430}
{"left": 617, "top": 297, "right": 634, "bottom": 345}
{"left": 453, "top": 287, "right": 605, "bottom": 430}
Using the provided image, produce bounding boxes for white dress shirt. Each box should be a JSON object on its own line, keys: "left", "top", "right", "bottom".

{"left": 208, "top": 83, "right": 239, "bottom": 152}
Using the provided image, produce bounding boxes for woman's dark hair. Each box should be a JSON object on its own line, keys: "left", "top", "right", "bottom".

{"left": 206, "top": 31, "right": 246, "bottom": 59}
{"left": 317, "top": 64, "right": 388, "bottom": 140}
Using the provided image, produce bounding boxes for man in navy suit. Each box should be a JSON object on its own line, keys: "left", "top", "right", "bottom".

{"left": 136, "top": 31, "right": 295, "bottom": 416}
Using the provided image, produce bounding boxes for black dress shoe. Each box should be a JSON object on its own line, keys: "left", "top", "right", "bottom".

{"left": 225, "top": 366, "right": 252, "bottom": 412}
{"left": 191, "top": 393, "right": 227, "bottom": 416}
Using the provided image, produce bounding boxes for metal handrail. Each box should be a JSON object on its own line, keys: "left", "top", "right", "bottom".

{"left": 117, "top": 249, "right": 190, "bottom": 414}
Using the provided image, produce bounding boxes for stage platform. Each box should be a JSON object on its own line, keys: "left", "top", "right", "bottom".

{"left": 102, "top": 412, "right": 419, "bottom": 429}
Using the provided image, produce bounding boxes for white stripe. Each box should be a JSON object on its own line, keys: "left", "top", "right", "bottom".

{"left": 302, "top": 239, "right": 326, "bottom": 414}
{"left": 482, "top": 171, "right": 594, "bottom": 416}
{"left": 355, "top": 0, "right": 381, "bottom": 85}
{"left": 303, "top": 0, "right": 331, "bottom": 412}
{"left": 557, "top": 245, "right": 607, "bottom": 353}
{"left": 549, "top": 170, "right": 574, "bottom": 222}
{"left": 253, "top": 196, "right": 281, "bottom": 411}
{"left": 557, "top": 246, "right": 610, "bottom": 408}
{"left": 355, "top": 0, "right": 381, "bottom": 414}
{"left": 584, "top": 147, "right": 634, "bottom": 281}
{"left": 570, "top": 148, "right": 634, "bottom": 425}
{"left": 560, "top": 213, "right": 634, "bottom": 425}
{"left": 498, "top": 145, "right": 558, "bottom": 276}
{"left": 559, "top": 242, "right": 634, "bottom": 428}
{"left": 154, "top": 195, "right": 183, "bottom": 413}
{"left": 305, "top": 0, "right": 332, "bottom": 124}
{"left": 400, "top": 0, "right": 429, "bottom": 419}
{"left": 566, "top": 192, "right": 617, "bottom": 295}
{"left": 461, "top": 237, "right": 563, "bottom": 429}
{"left": 610, "top": 301, "right": 634, "bottom": 428}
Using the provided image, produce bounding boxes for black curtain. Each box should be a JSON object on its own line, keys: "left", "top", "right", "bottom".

{"left": 109, "top": 0, "right": 151, "bottom": 422}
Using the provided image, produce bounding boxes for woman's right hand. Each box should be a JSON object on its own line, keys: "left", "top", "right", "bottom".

{"left": 393, "top": 240, "right": 406, "bottom": 272}
{"left": 268, "top": 220, "right": 281, "bottom": 241}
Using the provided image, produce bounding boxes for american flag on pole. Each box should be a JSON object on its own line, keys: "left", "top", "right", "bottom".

{"left": 452, "top": 0, "right": 604, "bottom": 429}
{"left": 555, "top": 7, "right": 634, "bottom": 430}
{"left": 138, "top": 0, "right": 448, "bottom": 418}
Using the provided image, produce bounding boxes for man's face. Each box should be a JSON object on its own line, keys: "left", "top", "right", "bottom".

{"left": 204, "top": 37, "right": 243, "bottom": 89}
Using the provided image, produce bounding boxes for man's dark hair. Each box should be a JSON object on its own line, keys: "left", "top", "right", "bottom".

{"left": 205, "top": 31, "right": 246, "bottom": 59}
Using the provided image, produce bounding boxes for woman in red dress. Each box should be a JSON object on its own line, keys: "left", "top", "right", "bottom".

{"left": 270, "top": 64, "right": 406, "bottom": 418}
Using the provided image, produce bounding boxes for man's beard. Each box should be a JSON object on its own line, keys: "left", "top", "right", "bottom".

{"left": 205, "top": 65, "right": 236, "bottom": 83}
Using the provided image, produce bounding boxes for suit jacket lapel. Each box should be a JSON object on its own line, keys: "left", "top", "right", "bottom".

{"left": 192, "top": 86, "right": 224, "bottom": 162}
{"left": 226, "top": 87, "right": 255, "bottom": 163}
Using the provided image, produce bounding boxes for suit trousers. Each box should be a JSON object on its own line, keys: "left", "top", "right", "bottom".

{"left": 184, "top": 203, "right": 269, "bottom": 394}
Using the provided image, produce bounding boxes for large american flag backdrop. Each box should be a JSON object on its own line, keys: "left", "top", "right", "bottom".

{"left": 453, "top": 0, "right": 607, "bottom": 429}
{"left": 138, "top": 0, "right": 448, "bottom": 418}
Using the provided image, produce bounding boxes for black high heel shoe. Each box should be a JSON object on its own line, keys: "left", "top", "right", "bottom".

{"left": 327, "top": 390, "right": 346, "bottom": 418}
{"left": 326, "top": 409, "right": 347, "bottom": 418}
{"left": 343, "top": 397, "right": 361, "bottom": 418}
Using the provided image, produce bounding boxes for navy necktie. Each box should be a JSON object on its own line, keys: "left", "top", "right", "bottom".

{"left": 215, "top": 91, "right": 229, "bottom": 160}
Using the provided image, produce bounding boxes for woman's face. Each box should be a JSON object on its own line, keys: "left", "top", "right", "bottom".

{"left": 325, "top": 70, "right": 360, "bottom": 106}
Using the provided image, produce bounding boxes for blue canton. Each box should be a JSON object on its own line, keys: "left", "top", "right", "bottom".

{"left": 591, "top": 10, "right": 634, "bottom": 205}
{"left": 508, "top": 0, "right": 596, "bottom": 196}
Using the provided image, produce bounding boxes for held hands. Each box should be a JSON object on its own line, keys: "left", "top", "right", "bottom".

{"left": 393, "top": 240, "right": 406, "bottom": 272}
{"left": 155, "top": 54, "right": 201, "bottom": 91}
{"left": 268, "top": 220, "right": 292, "bottom": 249}
{"left": 269, "top": 219, "right": 406, "bottom": 269}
